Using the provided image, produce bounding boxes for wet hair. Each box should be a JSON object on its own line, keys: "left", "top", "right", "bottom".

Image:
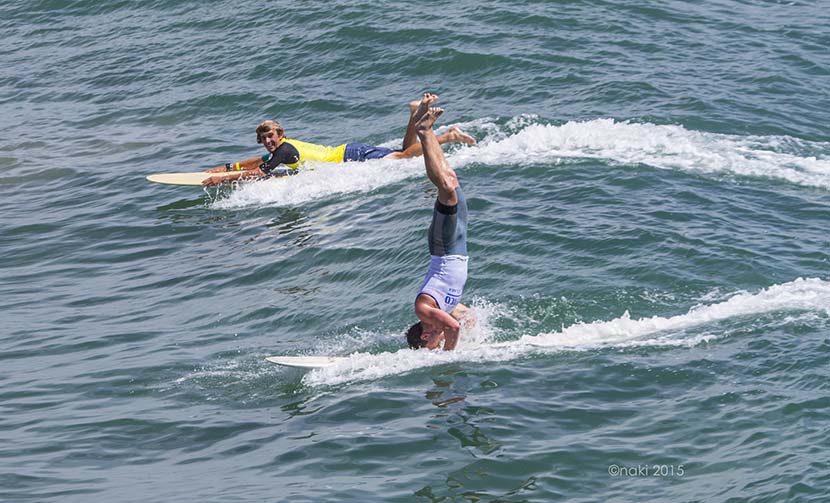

{"left": 256, "top": 120, "right": 285, "bottom": 144}
{"left": 406, "top": 322, "right": 426, "bottom": 349}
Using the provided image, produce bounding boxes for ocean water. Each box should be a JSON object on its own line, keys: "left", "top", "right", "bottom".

{"left": 2, "top": 1, "right": 830, "bottom": 502}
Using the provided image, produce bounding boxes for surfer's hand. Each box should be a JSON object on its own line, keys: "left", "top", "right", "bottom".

{"left": 442, "top": 326, "right": 459, "bottom": 351}
{"left": 202, "top": 176, "right": 222, "bottom": 187}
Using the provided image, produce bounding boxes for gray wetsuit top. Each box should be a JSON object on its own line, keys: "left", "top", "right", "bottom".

{"left": 418, "top": 186, "right": 469, "bottom": 313}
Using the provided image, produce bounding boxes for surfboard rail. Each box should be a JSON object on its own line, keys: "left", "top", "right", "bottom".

{"left": 265, "top": 355, "right": 346, "bottom": 369}
{"left": 146, "top": 171, "right": 265, "bottom": 186}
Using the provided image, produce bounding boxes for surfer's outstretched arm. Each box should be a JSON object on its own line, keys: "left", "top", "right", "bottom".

{"left": 201, "top": 156, "right": 268, "bottom": 185}
{"left": 205, "top": 157, "right": 263, "bottom": 173}
{"left": 201, "top": 169, "right": 266, "bottom": 187}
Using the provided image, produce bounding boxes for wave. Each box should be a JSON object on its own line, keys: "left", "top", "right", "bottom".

{"left": 211, "top": 117, "right": 830, "bottom": 210}
{"left": 210, "top": 155, "right": 424, "bottom": 210}
{"left": 455, "top": 116, "right": 830, "bottom": 189}
{"left": 302, "top": 277, "right": 830, "bottom": 386}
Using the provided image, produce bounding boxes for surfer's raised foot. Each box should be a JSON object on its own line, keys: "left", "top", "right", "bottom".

{"left": 409, "top": 93, "right": 438, "bottom": 122}
{"left": 447, "top": 126, "right": 476, "bottom": 145}
{"left": 415, "top": 107, "right": 444, "bottom": 133}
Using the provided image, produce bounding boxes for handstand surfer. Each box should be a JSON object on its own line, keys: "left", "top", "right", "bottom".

{"left": 405, "top": 95, "right": 473, "bottom": 351}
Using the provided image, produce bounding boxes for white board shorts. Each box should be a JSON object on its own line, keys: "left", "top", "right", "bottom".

{"left": 418, "top": 254, "right": 469, "bottom": 313}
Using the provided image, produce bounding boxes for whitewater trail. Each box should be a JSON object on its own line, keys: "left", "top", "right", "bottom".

{"left": 302, "top": 278, "right": 830, "bottom": 386}
{"left": 211, "top": 117, "right": 830, "bottom": 211}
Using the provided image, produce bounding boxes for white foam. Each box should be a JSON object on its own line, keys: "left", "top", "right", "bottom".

{"left": 302, "top": 278, "right": 830, "bottom": 386}
{"left": 211, "top": 117, "right": 830, "bottom": 210}
{"left": 211, "top": 157, "right": 425, "bottom": 210}
{"left": 452, "top": 118, "right": 830, "bottom": 189}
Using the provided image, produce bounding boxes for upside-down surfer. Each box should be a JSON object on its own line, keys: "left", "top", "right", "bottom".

{"left": 201, "top": 97, "right": 475, "bottom": 186}
{"left": 406, "top": 94, "right": 473, "bottom": 351}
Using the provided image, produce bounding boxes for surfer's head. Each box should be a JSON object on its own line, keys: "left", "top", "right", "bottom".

{"left": 256, "top": 120, "right": 285, "bottom": 146}
{"left": 406, "top": 322, "right": 427, "bottom": 349}
{"left": 407, "top": 322, "right": 448, "bottom": 349}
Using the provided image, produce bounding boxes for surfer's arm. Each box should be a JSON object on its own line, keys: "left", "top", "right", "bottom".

{"left": 415, "top": 298, "right": 461, "bottom": 351}
{"left": 201, "top": 167, "right": 266, "bottom": 186}
{"left": 206, "top": 157, "right": 263, "bottom": 173}
{"left": 442, "top": 328, "right": 459, "bottom": 351}
{"left": 439, "top": 304, "right": 472, "bottom": 351}
{"left": 416, "top": 300, "right": 460, "bottom": 332}
{"left": 451, "top": 303, "right": 475, "bottom": 329}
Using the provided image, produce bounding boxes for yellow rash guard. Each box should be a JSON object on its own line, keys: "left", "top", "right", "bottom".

{"left": 283, "top": 138, "right": 347, "bottom": 164}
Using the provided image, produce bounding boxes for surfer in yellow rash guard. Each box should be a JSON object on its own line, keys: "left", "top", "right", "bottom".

{"left": 201, "top": 93, "right": 476, "bottom": 186}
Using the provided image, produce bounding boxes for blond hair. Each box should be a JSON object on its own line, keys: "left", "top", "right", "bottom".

{"left": 256, "top": 120, "right": 285, "bottom": 144}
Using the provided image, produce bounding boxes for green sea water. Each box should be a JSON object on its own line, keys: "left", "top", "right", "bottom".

{"left": 2, "top": 1, "right": 830, "bottom": 502}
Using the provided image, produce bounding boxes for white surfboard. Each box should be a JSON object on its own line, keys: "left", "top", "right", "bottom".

{"left": 265, "top": 355, "right": 347, "bottom": 369}
{"left": 146, "top": 172, "right": 224, "bottom": 186}
{"left": 146, "top": 171, "right": 266, "bottom": 186}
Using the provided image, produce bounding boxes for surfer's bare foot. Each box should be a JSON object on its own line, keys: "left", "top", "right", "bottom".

{"left": 410, "top": 93, "right": 438, "bottom": 121}
{"left": 448, "top": 126, "right": 476, "bottom": 145}
{"left": 415, "top": 107, "right": 444, "bottom": 132}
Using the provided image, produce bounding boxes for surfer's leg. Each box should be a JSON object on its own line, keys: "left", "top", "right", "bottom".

{"left": 402, "top": 93, "right": 438, "bottom": 150}
{"left": 385, "top": 126, "right": 476, "bottom": 159}
{"left": 415, "top": 107, "right": 459, "bottom": 206}
{"left": 440, "top": 127, "right": 476, "bottom": 146}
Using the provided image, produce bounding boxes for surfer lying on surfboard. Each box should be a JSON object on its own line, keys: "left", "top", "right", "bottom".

{"left": 200, "top": 94, "right": 476, "bottom": 186}
{"left": 405, "top": 94, "right": 474, "bottom": 351}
